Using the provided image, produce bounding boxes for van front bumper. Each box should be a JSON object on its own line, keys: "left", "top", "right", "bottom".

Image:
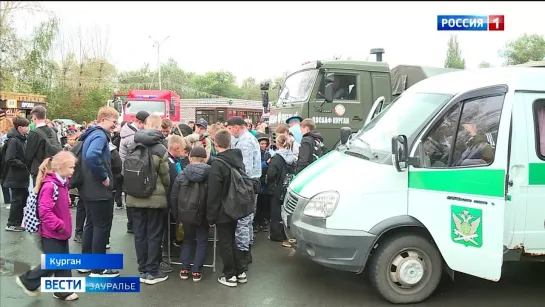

{"left": 282, "top": 192, "right": 376, "bottom": 273}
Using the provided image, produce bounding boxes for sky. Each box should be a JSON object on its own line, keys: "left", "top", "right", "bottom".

{"left": 12, "top": 1, "right": 545, "bottom": 84}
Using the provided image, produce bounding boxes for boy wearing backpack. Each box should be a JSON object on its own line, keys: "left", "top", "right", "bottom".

{"left": 124, "top": 115, "right": 171, "bottom": 285}
{"left": 207, "top": 129, "right": 249, "bottom": 287}
{"left": 171, "top": 147, "right": 210, "bottom": 282}
{"left": 295, "top": 118, "right": 327, "bottom": 174}
{"left": 25, "top": 106, "right": 62, "bottom": 187}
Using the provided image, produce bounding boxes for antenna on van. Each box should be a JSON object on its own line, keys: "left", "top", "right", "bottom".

{"left": 370, "top": 48, "right": 385, "bottom": 62}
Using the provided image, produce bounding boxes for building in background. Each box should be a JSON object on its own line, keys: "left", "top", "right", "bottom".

{"left": 180, "top": 98, "right": 263, "bottom": 124}
{"left": 0, "top": 92, "right": 47, "bottom": 120}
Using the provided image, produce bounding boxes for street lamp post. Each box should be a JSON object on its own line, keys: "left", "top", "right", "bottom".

{"left": 149, "top": 35, "right": 170, "bottom": 90}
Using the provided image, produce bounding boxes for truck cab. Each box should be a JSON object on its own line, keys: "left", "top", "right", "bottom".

{"left": 266, "top": 49, "right": 391, "bottom": 149}
{"left": 282, "top": 67, "right": 545, "bottom": 304}
{"left": 110, "top": 90, "right": 181, "bottom": 123}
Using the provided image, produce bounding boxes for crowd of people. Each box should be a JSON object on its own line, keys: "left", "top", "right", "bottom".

{"left": 0, "top": 105, "right": 328, "bottom": 301}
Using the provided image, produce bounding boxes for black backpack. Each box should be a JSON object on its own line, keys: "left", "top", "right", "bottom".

{"left": 69, "top": 141, "right": 85, "bottom": 189}
{"left": 177, "top": 178, "right": 207, "bottom": 225}
{"left": 275, "top": 155, "right": 296, "bottom": 202}
{"left": 0, "top": 139, "right": 8, "bottom": 180}
{"left": 311, "top": 138, "right": 328, "bottom": 162}
{"left": 215, "top": 158, "right": 257, "bottom": 220}
{"left": 123, "top": 143, "right": 157, "bottom": 198}
{"left": 33, "top": 128, "right": 62, "bottom": 158}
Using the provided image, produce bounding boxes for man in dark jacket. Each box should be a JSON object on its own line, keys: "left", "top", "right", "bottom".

{"left": 207, "top": 129, "right": 247, "bottom": 287}
{"left": 295, "top": 118, "right": 325, "bottom": 174}
{"left": 3, "top": 117, "right": 30, "bottom": 232}
{"left": 76, "top": 107, "right": 119, "bottom": 278}
{"left": 24, "top": 106, "right": 61, "bottom": 186}
{"left": 125, "top": 115, "right": 171, "bottom": 285}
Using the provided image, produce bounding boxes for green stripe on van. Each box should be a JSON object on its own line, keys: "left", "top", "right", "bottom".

{"left": 290, "top": 151, "right": 341, "bottom": 194}
{"left": 529, "top": 163, "right": 545, "bottom": 185}
{"left": 408, "top": 169, "right": 505, "bottom": 197}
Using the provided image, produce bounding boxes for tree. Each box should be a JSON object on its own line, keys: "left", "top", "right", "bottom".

{"left": 444, "top": 35, "right": 466, "bottom": 69}
{"left": 478, "top": 61, "right": 491, "bottom": 68}
{"left": 499, "top": 33, "right": 545, "bottom": 66}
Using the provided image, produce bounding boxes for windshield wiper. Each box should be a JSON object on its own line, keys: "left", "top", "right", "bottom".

{"left": 353, "top": 138, "right": 379, "bottom": 159}
{"left": 344, "top": 148, "right": 370, "bottom": 160}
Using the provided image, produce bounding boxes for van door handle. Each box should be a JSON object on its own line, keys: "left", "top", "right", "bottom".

{"left": 353, "top": 116, "right": 363, "bottom": 121}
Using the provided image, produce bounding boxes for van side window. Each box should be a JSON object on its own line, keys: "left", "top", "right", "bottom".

{"left": 451, "top": 95, "right": 504, "bottom": 167}
{"left": 317, "top": 74, "right": 358, "bottom": 100}
{"left": 421, "top": 104, "right": 461, "bottom": 168}
{"left": 533, "top": 99, "right": 545, "bottom": 157}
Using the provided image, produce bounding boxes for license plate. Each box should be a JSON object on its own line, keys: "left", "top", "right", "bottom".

{"left": 281, "top": 210, "right": 288, "bottom": 226}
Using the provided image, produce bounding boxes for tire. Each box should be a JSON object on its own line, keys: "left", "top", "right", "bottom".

{"left": 368, "top": 233, "right": 443, "bottom": 304}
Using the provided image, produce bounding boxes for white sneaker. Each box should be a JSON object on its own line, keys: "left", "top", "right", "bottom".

{"left": 217, "top": 276, "right": 237, "bottom": 287}
{"left": 6, "top": 204, "right": 10, "bottom": 210}
{"left": 106, "top": 243, "right": 111, "bottom": 249}
{"left": 237, "top": 272, "right": 247, "bottom": 284}
{"left": 77, "top": 269, "right": 90, "bottom": 274}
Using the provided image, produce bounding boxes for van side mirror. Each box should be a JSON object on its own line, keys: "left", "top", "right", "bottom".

{"left": 392, "top": 135, "right": 420, "bottom": 172}
{"left": 340, "top": 127, "right": 352, "bottom": 145}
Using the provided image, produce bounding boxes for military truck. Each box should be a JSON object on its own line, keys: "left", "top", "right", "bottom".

{"left": 263, "top": 49, "right": 460, "bottom": 149}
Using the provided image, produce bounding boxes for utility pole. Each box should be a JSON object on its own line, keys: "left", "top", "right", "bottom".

{"left": 149, "top": 35, "right": 170, "bottom": 90}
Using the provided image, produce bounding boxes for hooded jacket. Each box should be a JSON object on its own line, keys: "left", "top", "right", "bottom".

{"left": 3, "top": 128, "right": 29, "bottom": 188}
{"left": 39, "top": 173, "right": 72, "bottom": 241}
{"left": 170, "top": 163, "right": 211, "bottom": 224}
{"left": 79, "top": 126, "right": 114, "bottom": 201}
{"left": 173, "top": 123, "right": 201, "bottom": 147}
{"left": 206, "top": 149, "right": 245, "bottom": 225}
{"left": 125, "top": 129, "right": 170, "bottom": 209}
{"left": 295, "top": 131, "right": 324, "bottom": 174}
{"left": 119, "top": 122, "right": 138, "bottom": 165}
{"left": 266, "top": 148, "right": 295, "bottom": 196}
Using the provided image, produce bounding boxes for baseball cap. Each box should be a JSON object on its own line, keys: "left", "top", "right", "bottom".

{"left": 189, "top": 147, "right": 207, "bottom": 158}
{"left": 196, "top": 119, "right": 208, "bottom": 129}
{"left": 136, "top": 111, "right": 150, "bottom": 122}
{"left": 226, "top": 116, "right": 246, "bottom": 126}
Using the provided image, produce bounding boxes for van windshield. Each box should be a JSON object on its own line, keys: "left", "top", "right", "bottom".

{"left": 351, "top": 92, "right": 453, "bottom": 155}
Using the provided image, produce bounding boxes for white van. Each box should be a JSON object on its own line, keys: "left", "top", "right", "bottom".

{"left": 282, "top": 68, "right": 545, "bottom": 304}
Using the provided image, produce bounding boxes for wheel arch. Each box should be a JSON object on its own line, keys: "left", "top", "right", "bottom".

{"left": 358, "top": 215, "right": 440, "bottom": 274}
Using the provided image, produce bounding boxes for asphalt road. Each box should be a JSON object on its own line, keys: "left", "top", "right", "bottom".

{"left": 0, "top": 200, "right": 544, "bottom": 307}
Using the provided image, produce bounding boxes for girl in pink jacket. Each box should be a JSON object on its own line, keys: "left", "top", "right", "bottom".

{"left": 15, "top": 151, "right": 79, "bottom": 301}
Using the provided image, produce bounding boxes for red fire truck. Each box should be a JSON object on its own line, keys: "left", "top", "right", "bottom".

{"left": 110, "top": 90, "right": 181, "bottom": 123}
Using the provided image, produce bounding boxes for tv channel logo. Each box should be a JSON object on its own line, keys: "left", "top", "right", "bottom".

{"left": 41, "top": 277, "right": 86, "bottom": 293}
{"left": 437, "top": 15, "right": 504, "bottom": 31}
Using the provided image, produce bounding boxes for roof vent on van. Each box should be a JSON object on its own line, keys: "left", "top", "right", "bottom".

{"left": 370, "top": 48, "right": 385, "bottom": 62}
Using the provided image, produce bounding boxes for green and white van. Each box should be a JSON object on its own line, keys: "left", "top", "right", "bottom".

{"left": 282, "top": 67, "right": 545, "bottom": 304}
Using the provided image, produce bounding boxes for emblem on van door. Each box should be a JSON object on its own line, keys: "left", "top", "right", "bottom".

{"left": 334, "top": 104, "right": 346, "bottom": 116}
{"left": 451, "top": 205, "right": 482, "bottom": 248}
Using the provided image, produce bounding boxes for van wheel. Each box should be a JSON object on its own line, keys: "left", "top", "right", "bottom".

{"left": 368, "top": 234, "right": 442, "bottom": 304}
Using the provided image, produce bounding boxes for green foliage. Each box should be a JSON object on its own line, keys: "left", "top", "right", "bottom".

{"left": 478, "top": 61, "right": 491, "bottom": 68}
{"left": 499, "top": 34, "right": 545, "bottom": 66}
{"left": 444, "top": 35, "right": 466, "bottom": 69}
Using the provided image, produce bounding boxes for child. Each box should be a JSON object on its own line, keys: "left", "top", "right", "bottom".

{"left": 171, "top": 147, "right": 211, "bottom": 282}
{"left": 15, "top": 151, "right": 78, "bottom": 301}
{"left": 160, "top": 135, "right": 190, "bottom": 272}
{"left": 254, "top": 134, "right": 271, "bottom": 232}
{"left": 207, "top": 129, "right": 247, "bottom": 287}
{"left": 266, "top": 135, "right": 295, "bottom": 247}
{"left": 106, "top": 141, "right": 123, "bottom": 249}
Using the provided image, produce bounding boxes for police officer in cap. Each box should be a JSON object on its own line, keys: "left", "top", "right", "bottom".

{"left": 285, "top": 116, "right": 303, "bottom": 143}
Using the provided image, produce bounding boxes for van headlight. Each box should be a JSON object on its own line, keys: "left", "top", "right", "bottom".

{"left": 303, "top": 191, "right": 340, "bottom": 218}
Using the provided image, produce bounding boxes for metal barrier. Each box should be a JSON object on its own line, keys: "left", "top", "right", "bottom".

{"left": 166, "top": 214, "right": 217, "bottom": 272}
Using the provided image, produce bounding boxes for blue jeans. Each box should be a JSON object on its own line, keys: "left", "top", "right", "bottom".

{"left": 180, "top": 223, "right": 209, "bottom": 273}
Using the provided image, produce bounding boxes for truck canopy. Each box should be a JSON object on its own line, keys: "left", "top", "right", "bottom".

{"left": 391, "top": 65, "right": 461, "bottom": 96}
